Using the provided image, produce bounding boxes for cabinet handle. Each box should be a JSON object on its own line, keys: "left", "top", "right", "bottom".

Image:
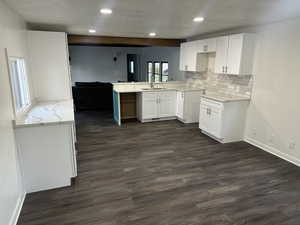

{"left": 204, "top": 45, "right": 208, "bottom": 52}
{"left": 226, "top": 66, "right": 228, "bottom": 73}
{"left": 207, "top": 108, "right": 211, "bottom": 115}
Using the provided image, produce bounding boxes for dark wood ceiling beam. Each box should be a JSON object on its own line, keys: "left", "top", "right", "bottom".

{"left": 68, "top": 35, "right": 185, "bottom": 47}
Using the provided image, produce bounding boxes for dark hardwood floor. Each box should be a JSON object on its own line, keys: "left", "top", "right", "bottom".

{"left": 18, "top": 110, "right": 300, "bottom": 225}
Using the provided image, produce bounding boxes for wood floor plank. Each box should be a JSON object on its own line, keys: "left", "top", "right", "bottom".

{"left": 17, "top": 110, "right": 300, "bottom": 225}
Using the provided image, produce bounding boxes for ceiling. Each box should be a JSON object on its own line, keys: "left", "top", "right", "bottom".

{"left": 5, "top": 0, "right": 300, "bottom": 39}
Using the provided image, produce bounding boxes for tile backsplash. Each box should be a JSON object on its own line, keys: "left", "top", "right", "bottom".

{"left": 185, "top": 54, "right": 253, "bottom": 97}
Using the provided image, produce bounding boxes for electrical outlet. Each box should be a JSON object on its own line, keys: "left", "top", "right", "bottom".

{"left": 289, "top": 142, "right": 296, "bottom": 150}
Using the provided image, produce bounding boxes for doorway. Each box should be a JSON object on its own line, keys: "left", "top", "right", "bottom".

{"left": 127, "top": 54, "right": 139, "bottom": 82}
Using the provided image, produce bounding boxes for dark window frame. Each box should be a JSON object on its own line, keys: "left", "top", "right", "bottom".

{"left": 161, "top": 61, "right": 169, "bottom": 82}
{"left": 147, "top": 61, "right": 153, "bottom": 82}
{"left": 154, "top": 61, "right": 162, "bottom": 82}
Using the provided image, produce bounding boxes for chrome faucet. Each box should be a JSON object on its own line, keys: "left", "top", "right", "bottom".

{"left": 150, "top": 82, "right": 155, "bottom": 89}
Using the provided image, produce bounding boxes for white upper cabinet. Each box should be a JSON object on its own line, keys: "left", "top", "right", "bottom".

{"left": 27, "top": 31, "right": 72, "bottom": 101}
{"left": 198, "top": 38, "right": 217, "bottom": 53}
{"left": 180, "top": 33, "right": 255, "bottom": 75}
{"left": 179, "top": 41, "right": 198, "bottom": 72}
{"left": 179, "top": 41, "right": 208, "bottom": 72}
{"left": 214, "top": 33, "right": 256, "bottom": 75}
{"left": 214, "top": 36, "right": 229, "bottom": 74}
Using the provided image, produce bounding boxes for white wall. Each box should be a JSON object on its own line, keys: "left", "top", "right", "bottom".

{"left": 245, "top": 17, "right": 300, "bottom": 165}
{"left": 0, "top": 1, "right": 27, "bottom": 225}
{"left": 69, "top": 46, "right": 184, "bottom": 84}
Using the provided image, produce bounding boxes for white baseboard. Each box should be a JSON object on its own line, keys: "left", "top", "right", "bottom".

{"left": 245, "top": 137, "right": 300, "bottom": 167}
{"left": 9, "top": 192, "right": 26, "bottom": 225}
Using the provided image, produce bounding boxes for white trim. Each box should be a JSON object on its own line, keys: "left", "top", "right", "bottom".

{"left": 245, "top": 137, "right": 300, "bottom": 167}
{"left": 9, "top": 193, "right": 26, "bottom": 225}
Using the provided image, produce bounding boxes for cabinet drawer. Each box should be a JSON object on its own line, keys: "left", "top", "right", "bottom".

{"left": 142, "top": 92, "right": 157, "bottom": 100}
{"left": 201, "top": 98, "right": 224, "bottom": 109}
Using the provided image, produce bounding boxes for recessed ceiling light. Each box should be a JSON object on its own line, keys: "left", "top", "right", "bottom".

{"left": 89, "top": 29, "right": 96, "bottom": 33}
{"left": 149, "top": 32, "right": 156, "bottom": 37}
{"left": 100, "top": 8, "right": 112, "bottom": 14}
{"left": 193, "top": 17, "right": 204, "bottom": 22}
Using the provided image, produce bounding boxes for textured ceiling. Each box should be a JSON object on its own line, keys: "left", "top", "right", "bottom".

{"left": 5, "top": 0, "right": 300, "bottom": 38}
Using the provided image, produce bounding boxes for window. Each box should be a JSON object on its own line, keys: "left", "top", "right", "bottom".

{"left": 129, "top": 60, "right": 134, "bottom": 73}
{"left": 8, "top": 57, "right": 31, "bottom": 114}
{"left": 161, "top": 62, "right": 169, "bottom": 82}
{"left": 154, "top": 62, "right": 161, "bottom": 82}
{"left": 147, "top": 61, "right": 169, "bottom": 83}
{"left": 147, "top": 62, "right": 153, "bottom": 82}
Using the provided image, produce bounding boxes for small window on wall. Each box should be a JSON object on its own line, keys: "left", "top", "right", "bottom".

{"left": 147, "top": 62, "right": 153, "bottom": 82}
{"left": 129, "top": 60, "right": 134, "bottom": 73}
{"left": 154, "top": 62, "right": 161, "bottom": 82}
{"left": 8, "top": 57, "right": 31, "bottom": 114}
{"left": 161, "top": 62, "right": 169, "bottom": 82}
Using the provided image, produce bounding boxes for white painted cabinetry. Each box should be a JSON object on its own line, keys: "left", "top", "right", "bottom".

{"left": 27, "top": 31, "right": 72, "bottom": 101}
{"left": 179, "top": 41, "right": 207, "bottom": 72}
{"left": 199, "top": 97, "right": 249, "bottom": 143}
{"left": 198, "top": 38, "right": 217, "bottom": 53}
{"left": 176, "top": 90, "right": 203, "bottom": 123}
{"left": 137, "top": 91, "right": 177, "bottom": 122}
{"left": 179, "top": 33, "right": 255, "bottom": 75}
{"left": 214, "top": 36, "right": 229, "bottom": 74}
{"left": 15, "top": 123, "right": 77, "bottom": 193}
{"left": 214, "top": 33, "right": 256, "bottom": 75}
{"left": 179, "top": 41, "right": 197, "bottom": 71}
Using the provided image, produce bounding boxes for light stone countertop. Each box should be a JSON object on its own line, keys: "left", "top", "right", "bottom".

{"left": 113, "top": 82, "right": 250, "bottom": 102}
{"left": 113, "top": 85, "right": 205, "bottom": 93}
{"left": 14, "top": 100, "right": 75, "bottom": 128}
{"left": 200, "top": 92, "right": 250, "bottom": 103}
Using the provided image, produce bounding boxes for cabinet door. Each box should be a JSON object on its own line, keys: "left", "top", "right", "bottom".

{"left": 209, "top": 107, "right": 223, "bottom": 139}
{"left": 197, "top": 40, "right": 206, "bottom": 53}
{"left": 214, "top": 36, "right": 229, "bottom": 74}
{"left": 176, "top": 91, "right": 184, "bottom": 119}
{"left": 180, "top": 42, "right": 196, "bottom": 71}
{"left": 186, "top": 42, "right": 197, "bottom": 72}
{"left": 206, "top": 38, "right": 217, "bottom": 52}
{"left": 142, "top": 92, "right": 158, "bottom": 119}
{"left": 201, "top": 38, "right": 217, "bottom": 53}
{"left": 158, "top": 91, "right": 176, "bottom": 118}
{"left": 179, "top": 43, "right": 187, "bottom": 71}
{"left": 227, "top": 34, "right": 243, "bottom": 75}
{"left": 199, "top": 104, "right": 210, "bottom": 131}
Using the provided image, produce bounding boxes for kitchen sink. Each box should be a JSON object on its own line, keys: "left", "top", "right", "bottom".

{"left": 141, "top": 88, "right": 166, "bottom": 90}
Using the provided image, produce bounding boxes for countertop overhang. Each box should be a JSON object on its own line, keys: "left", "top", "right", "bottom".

{"left": 14, "top": 100, "right": 75, "bottom": 128}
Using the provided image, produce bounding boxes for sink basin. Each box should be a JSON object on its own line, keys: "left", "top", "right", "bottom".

{"left": 141, "top": 88, "right": 166, "bottom": 90}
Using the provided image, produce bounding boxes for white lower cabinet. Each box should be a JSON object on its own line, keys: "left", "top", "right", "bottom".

{"left": 176, "top": 90, "right": 203, "bottom": 123}
{"left": 137, "top": 91, "right": 176, "bottom": 121}
{"left": 199, "top": 98, "right": 249, "bottom": 143}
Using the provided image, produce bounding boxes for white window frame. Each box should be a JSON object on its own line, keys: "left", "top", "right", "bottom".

{"left": 8, "top": 57, "right": 31, "bottom": 117}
